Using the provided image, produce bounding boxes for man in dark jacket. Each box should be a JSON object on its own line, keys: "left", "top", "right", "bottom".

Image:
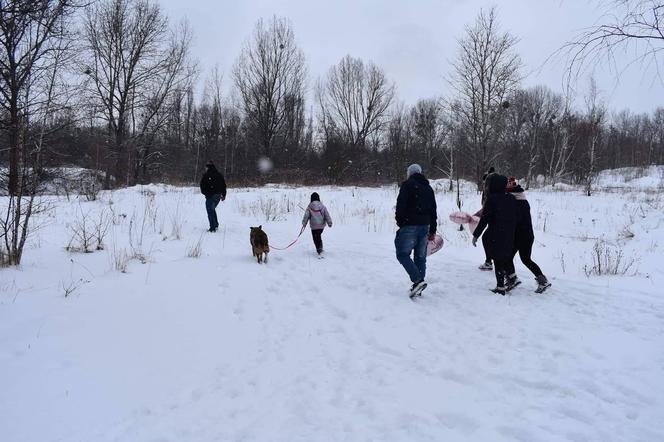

{"left": 200, "top": 162, "right": 227, "bottom": 232}
{"left": 395, "top": 164, "right": 438, "bottom": 297}
{"left": 471, "top": 174, "right": 517, "bottom": 295}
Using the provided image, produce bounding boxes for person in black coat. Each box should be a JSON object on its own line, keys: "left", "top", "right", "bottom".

{"left": 476, "top": 167, "right": 496, "bottom": 271}
{"left": 471, "top": 174, "right": 518, "bottom": 295}
{"left": 504, "top": 177, "right": 551, "bottom": 292}
{"left": 200, "top": 162, "right": 227, "bottom": 232}
{"left": 395, "top": 164, "right": 438, "bottom": 297}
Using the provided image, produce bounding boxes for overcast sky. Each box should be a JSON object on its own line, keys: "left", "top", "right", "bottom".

{"left": 159, "top": 0, "right": 662, "bottom": 113}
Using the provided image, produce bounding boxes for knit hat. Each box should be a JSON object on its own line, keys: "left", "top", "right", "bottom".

{"left": 489, "top": 175, "right": 508, "bottom": 194}
{"left": 506, "top": 176, "right": 518, "bottom": 191}
{"left": 310, "top": 192, "right": 320, "bottom": 202}
{"left": 407, "top": 164, "right": 422, "bottom": 178}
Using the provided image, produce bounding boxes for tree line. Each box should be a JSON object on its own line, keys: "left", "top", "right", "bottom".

{"left": 2, "top": 1, "right": 663, "bottom": 190}
{"left": 1, "top": 0, "right": 663, "bottom": 264}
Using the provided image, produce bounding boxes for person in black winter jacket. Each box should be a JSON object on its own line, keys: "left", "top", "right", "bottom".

{"left": 504, "top": 177, "right": 551, "bottom": 292}
{"left": 477, "top": 167, "right": 496, "bottom": 271}
{"left": 471, "top": 174, "right": 517, "bottom": 295}
{"left": 200, "top": 162, "right": 227, "bottom": 232}
{"left": 395, "top": 164, "right": 438, "bottom": 297}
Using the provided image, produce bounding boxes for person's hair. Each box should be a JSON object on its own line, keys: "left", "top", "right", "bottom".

{"left": 310, "top": 192, "right": 320, "bottom": 202}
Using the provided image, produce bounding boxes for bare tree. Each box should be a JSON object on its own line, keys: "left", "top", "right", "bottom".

{"left": 449, "top": 7, "right": 521, "bottom": 186}
{"left": 411, "top": 98, "right": 446, "bottom": 170}
{"left": 130, "top": 20, "right": 195, "bottom": 184}
{"left": 563, "top": 0, "right": 664, "bottom": 84}
{"left": 513, "top": 86, "right": 563, "bottom": 188}
{"left": 544, "top": 108, "right": 577, "bottom": 186}
{"left": 0, "top": 0, "right": 77, "bottom": 265}
{"left": 233, "top": 16, "right": 307, "bottom": 160}
{"left": 194, "top": 66, "right": 225, "bottom": 180}
{"left": 0, "top": 0, "right": 77, "bottom": 196}
{"left": 82, "top": 0, "right": 193, "bottom": 187}
{"left": 317, "top": 55, "right": 395, "bottom": 148}
{"left": 583, "top": 77, "right": 606, "bottom": 196}
{"left": 385, "top": 102, "right": 413, "bottom": 180}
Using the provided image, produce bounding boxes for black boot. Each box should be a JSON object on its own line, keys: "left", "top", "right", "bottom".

{"left": 535, "top": 275, "right": 551, "bottom": 293}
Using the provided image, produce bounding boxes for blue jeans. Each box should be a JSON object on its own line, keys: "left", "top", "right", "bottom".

{"left": 205, "top": 194, "right": 222, "bottom": 229}
{"left": 395, "top": 225, "right": 429, "bottom": 283}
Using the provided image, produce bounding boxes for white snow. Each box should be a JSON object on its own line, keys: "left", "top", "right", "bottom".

{"left": 595, "top": 165, "right": 664, "bottom": 190}
{"left": 1, "top": 177, "right": 663, "bottom": 441}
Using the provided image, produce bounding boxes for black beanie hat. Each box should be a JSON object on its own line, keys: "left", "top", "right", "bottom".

{"left": 310, "top": 192, "right": 320, "bottom": 202}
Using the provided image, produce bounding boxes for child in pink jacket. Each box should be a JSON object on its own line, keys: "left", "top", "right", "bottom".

{"left": 302, "top": 192, "right": 333, "bottom": 255}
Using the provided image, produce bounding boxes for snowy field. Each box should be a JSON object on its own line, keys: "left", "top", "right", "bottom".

{"left": 1, "top": 173, "right": 664, "bottom": 441}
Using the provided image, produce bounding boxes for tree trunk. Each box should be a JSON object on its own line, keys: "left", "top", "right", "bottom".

{"left": 8, "top": 102, "right": 20, "bottom": 196}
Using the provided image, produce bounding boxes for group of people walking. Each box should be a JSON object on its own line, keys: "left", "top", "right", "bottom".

{"left": 393, "top": 163, "right": 550, "bottom": 297}
{"left": 470, "top": 169, "right": 551, "bottom": 295}
{"left": 200, "top": 160, "right": 550, "bottom": 297}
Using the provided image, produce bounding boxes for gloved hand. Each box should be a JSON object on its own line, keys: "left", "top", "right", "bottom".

{"left": 328, "top": 222, "right": 333, "bottom": 228}
{"left": 428, "top": 233, "right": 435, "bottom": 241}
{"left": 221, "top": 195, "right": 226, "bottom": 201}
{"left": 471, "top": 236, "right": 478, "bottom": 247}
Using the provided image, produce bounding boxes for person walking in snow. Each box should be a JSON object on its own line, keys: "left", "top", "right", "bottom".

{"left": 504, "top": 177, "right": 552, "bottom": 293}
{"left": 471, "top": 174, "right": 518, "bottom": 295}
{"left": 476, "top": 166, "right": 496, "bottom": 271}
{"left": 302, "top": 192, "right": 333, "bottom": 256}
{"left": 200, "top": 161, "right": 227, "bottom": 232}
{"left": 395, "top": 164, "right": 438, "bottom": 298}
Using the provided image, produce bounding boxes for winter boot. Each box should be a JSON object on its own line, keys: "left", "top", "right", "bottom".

{"left": 491, "top": 286, "right": 507, "bottom": 296}
{"left": 478, "top": 261, "right": 493, "bottom": 271}
{"left": 409, "top": 280, "right": 427, "bottom": 298}
{"left": 506, "top": 274, "right": 522, "bottom": 291}
{"left": 535, "top": 275, "right": 552, "bottom": 293}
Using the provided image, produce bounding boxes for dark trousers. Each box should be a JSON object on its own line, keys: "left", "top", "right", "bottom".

{"left": 482, "top": 234, "right": 491, "bottom": 263}
{"left": 205, "top": 194, "right": 222, "bottom": 229}
{"left": 506, "top": 235, "right": 543, "bottom": 277}
{"left": 311, "top": 229, "right": 324, "bottom": 253}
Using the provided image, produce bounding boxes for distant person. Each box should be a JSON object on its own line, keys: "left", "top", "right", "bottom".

{"left": 472, "top": 174, "right": 518, "bottom": 295}
{"left": 395, "top": 164, "right": 438, "bottom": 298}
{"left": 200, "top": 161, "right": 227, "bottom": 232}
{"left": 476, "top": 166, "right": 496, "bottom": 271}
{"left": 504, "top": 176, "right": 552, "bottom": 293}
{"left": 302, "top": 192, "right": 333, "bottom": 257}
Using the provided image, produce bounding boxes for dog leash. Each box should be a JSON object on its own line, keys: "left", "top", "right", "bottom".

{"left": 269, "top": 225, "right": 306, "bottom": 251}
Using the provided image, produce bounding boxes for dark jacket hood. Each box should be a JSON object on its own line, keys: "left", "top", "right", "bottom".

{"left": 408, "top": 172, "right": 429, "bottom": 185}
{"left": 206, "top": 164, "right": 218, "bottom": 174}
{"left": 489, "top": 174, "right": 508, "bottom": 194}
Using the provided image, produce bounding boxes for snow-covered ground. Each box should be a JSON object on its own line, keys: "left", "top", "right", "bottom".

{"left": 595, "top": 165, "right": 664, "bottom": 191}
{"left": 1, "top": 177, "right": 663, "bottom": 441}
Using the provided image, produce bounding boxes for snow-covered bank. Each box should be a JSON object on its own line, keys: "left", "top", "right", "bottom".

{"left": 1, "top": 182, "right": 663, "bottom": 441}
{"left": 596, "top": 165, "right": 664, "bottom": 190}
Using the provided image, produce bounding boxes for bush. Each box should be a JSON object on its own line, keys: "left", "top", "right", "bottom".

{"left": 186, "top": 235, "right": 203, "bottom": 258}
{"left": 583, "top": 239, "right": 637, "bottom": 277}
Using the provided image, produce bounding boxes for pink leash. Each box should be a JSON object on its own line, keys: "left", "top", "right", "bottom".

{"left": 269, "top": 225, "right": 306, "bottom": 251}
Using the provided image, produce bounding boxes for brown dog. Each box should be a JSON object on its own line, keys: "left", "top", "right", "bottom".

{"left": 250, "top": 226, "right": 269, "bottom": 264}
